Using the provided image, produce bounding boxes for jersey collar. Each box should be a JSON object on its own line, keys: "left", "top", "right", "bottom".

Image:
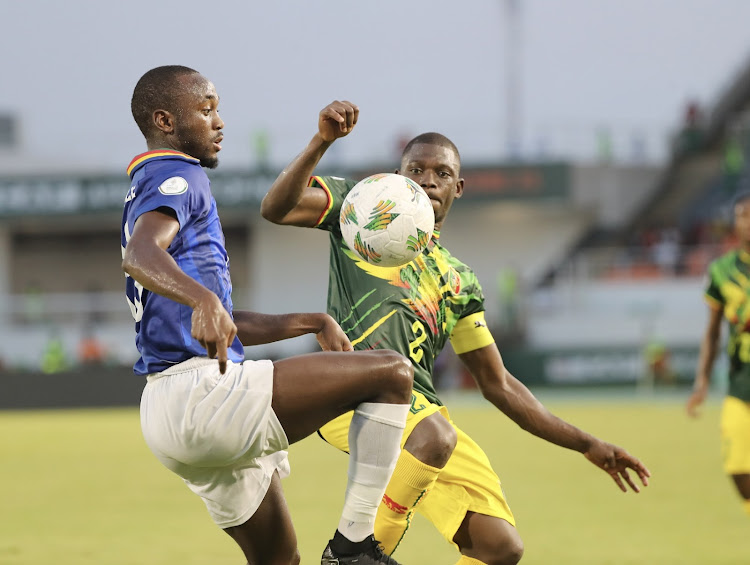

{"left": 126, "top": 149, "right": 200, "bottom": 179}
{"left": 425, "top": 229, "right": 440, "bottom": 252}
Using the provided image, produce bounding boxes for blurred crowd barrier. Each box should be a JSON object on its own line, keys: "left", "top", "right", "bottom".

{"left": 0, "top": 238, "right": 718, "bottom": 379}
{"left": 548, "top": 242, "right": 725, "bottom": 283}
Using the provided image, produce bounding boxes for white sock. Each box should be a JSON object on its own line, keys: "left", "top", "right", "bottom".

{"left": 337, "top": 402, "right": 408, "bottom": 542}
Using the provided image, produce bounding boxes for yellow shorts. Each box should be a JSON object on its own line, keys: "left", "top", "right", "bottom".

{"left": 720, "top": 395, "right": 750, "bottom": 475}
{"left": 319, "top": 390, "right": 515, "bottom": 546}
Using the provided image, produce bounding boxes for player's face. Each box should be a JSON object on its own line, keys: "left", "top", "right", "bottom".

{"left": 398, "top": 143, "right": 464, "bottom": 230}
{"left": 735, "top": 200, "right": 750, "bottom": 246}
{"left": 171, "top": 74, "right": 224, "bottom": 169}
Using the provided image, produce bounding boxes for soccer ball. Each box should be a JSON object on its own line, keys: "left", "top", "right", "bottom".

{"left": 340, "top": 173, "right": 435, "bottom": 267}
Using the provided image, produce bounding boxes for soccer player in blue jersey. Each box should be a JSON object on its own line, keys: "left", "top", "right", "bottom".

{"left": 122, "top": 66, "right": 413, "bottom": 565}
{"left": 262, "top": 100, "right": 652, "bottom": 565}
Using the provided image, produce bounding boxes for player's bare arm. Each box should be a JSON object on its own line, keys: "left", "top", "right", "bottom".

{"left": 122, "top": 209, "right": 237, "bottom": 373}
{"left": 459, "top": 343, "right": 651, "bottom": 492}
{"left": 233, "top": 311, "right": 353, "bottom": 351}
{"left": 687, "top": 305, "right": 723, "bottom": 418}
{"left": 261, "top": 100, "right": 359, "bottom": 226}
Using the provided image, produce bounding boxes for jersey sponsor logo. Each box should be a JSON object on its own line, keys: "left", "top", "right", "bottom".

{"left": 474, "top": 319, "right": 487, "bottom": 328}
{"left": 158, "top": 176, "right": 188, "bottom": 195}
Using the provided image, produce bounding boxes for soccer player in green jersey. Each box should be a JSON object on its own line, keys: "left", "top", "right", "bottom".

{"left": 262, "top": 100, "right": 651, "bottom": 565}
{"left": 687, "top": 190, "right": 750, "bottom": 517}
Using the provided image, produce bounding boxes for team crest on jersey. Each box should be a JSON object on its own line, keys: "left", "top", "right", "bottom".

{"left": 448, "top": 267, "right": 461, "bottom": 294}
{"left": 158, "top": 176, "right": 188, "bottom": 195}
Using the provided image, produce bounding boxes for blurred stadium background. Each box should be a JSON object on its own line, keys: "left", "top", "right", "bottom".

{"left": 1, "top": 49, "right": 745, "bottom": 400}
{"left": 3, "top": 1, "right": 750, "bottom": 563}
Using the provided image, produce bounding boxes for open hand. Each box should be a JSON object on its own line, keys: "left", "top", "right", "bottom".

{"left": 584, "top": 440, "right": 651, "bottom": 493}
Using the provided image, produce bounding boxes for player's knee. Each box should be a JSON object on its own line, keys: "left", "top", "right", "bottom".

{"left": 481, "top": 534, "right": 524, "bottom": 565}
{"left": 381, "top": 350, "right": 414, "bottom": 400}
{"left": 406, "top": 414, "right": 457, "bottom": 468}
{"left": 458, "top": 521, "right": 523, "bottom": 565}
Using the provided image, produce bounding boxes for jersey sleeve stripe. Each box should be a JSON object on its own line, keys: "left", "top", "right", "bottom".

{"left": 309, "top": 176, "right": 334, "bottom": 227}
{"left": 450, "top": 311, "right": 495, "bottom": 354}
{"left": 126, "top": 150, "right": 200, "bottom": 177}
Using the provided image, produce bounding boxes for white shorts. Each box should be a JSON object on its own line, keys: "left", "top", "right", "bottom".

{"left": 140, "top": 357, "right": 290, "bottom": 528}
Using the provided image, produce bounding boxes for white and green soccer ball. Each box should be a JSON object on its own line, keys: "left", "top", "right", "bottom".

{"left": 340, "top": 173, "right": 435, "bottom": 267}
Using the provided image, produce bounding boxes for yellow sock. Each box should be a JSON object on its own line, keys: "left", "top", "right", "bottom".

{"left": 376, "top": 449, "right": 441, "bottom": 555}
{"left": 456, "top": 557, "right": 486, "bottom": 564}
{"left": 743, "top": 498, "right": 750, "bottom": 517}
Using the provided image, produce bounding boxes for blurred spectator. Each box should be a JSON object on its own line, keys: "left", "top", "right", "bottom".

{"left": 394, "top": 131, "right": 413, "bottom": 161}
{"left": 77, "top": 327, "right": 106, "bottom": 365}
{"left": 651, "top": 227, "right": 681, "bottom": 275}
{"left": 496, "top": 266, "right": 521, "bottom": 335}
{"left": 253, "top": 128, "right": 271, "bottom": 174}
{"left": 41, "top": 334, "right": 68, "bottom": 374}
{"left": 643, "top": 339, "right": 676, "bottom": 385}
{"left": 22, "top": 283, "right": 44, "bottom": 325}
{"left": 721, "top": 135, "right": 745, "bottom": 197}
{"left": 630, "top": 132, "right": 647, "bottom": 163}
{"left": 675, "top": 99, "right": 705, "bottom": 156}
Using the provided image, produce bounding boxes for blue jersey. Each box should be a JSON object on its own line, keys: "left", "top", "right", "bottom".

{"left": 122, "top": 149, "right": 244, "bottom": 375}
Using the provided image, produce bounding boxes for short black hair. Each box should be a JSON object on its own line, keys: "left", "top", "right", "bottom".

{"left": 401, "top": 132, "right": 461, "bottom": 163}
{"left": 131, "top": 65, "right": 199, "bottom": 137}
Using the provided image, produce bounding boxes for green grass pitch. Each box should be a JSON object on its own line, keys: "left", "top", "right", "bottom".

{"left": 1, "top": 393, "right": 748, "bottom": 564}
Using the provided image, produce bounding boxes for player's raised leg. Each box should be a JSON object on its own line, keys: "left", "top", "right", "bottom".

{"left": 277, "top": 349, "right": 412, "bottom": 564}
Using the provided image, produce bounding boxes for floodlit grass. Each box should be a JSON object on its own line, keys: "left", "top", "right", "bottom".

{"left": 1, "top": 392, "right": 747, "bottom": 564}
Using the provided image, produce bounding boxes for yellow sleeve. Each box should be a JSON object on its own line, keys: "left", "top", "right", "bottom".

{"left": 449, "top": 311, "right": 495, "bottom": 355}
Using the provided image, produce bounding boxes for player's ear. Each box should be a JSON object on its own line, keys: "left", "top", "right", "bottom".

{"left": 153, "top": 109, "right": 175, "bottom": 134}
{"left": 455, "top": 178, "right": 465, "bottom": 199}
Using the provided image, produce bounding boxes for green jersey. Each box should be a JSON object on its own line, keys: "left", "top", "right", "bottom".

{"left": 705, "top": 248, "right": 750, "bottom": 401}
{"left": 311, "top": 176, "right": 495, "bottom": 405}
